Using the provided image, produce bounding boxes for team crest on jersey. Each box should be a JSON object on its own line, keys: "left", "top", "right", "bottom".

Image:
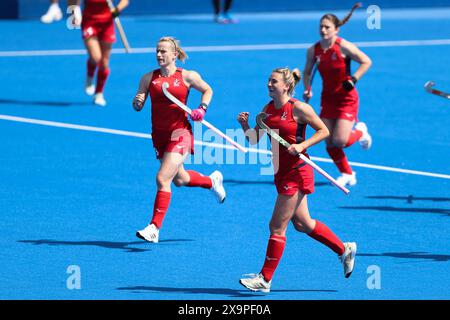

{"left": 173, "top": 79, "right": 180, "bottom": 87}
{"left": 331, "top": 52, "right": 337, "bottom": 61}
{"left": 281, "top": 111, "right": 287, "bottom": 121}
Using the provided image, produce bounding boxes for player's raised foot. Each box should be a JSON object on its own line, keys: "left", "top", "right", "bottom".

{"left": 136, "top": 223, "right": 159, "bottom": 243}
{"left": 355, "top": 122, "right": 372, "bottom": 150}
{"left": 93, "top": 92, "right": 107, "bottom": 107}
{"left": 336, "top": 172, "right": 357, "bottom": 187}
{"left": 209, "top": 170, "right": 226, "bottom": 203}
{"left": 85, "top": 77, "right": 95, "bottom": 96}
{"left": 239, "top": 273, "right": 271, "bottom": 293}
{"left": 40, "top": 4, "right": 63, "bottom": 24}
{"left": 339, "top": 242, "right": 357, "bottom": 278}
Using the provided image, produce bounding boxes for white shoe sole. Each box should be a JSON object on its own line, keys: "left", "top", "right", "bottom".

{"left": 239, "top": 280, "right": 270, "bottom": 293}
{"left": 136, "top": 231, "right": 158, "bottom": 243}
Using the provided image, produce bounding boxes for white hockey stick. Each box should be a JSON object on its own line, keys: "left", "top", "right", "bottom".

{"left": 162, "top": 82, "right": 248, "bottom": 153}
{"left": 424, "top": 81, "right": 450, "bottom": 99}
{"left": 106, "top": 0, "right": 131, "bottom": 53}
{"left": 256, "top": 112, "right": 350, "bottom": 195}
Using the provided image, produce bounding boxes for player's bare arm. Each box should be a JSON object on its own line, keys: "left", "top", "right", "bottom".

{"left": 133, "top": 72, "right": 152, "bottom": 111}
{"left": 290, "top": 101, "right": 329, "bottom": 154}
{"left": 183, "top": 70, "right": 213, "bottom": 106}
{"left": 340, "top": 39, "right": 372, "bottom": 81}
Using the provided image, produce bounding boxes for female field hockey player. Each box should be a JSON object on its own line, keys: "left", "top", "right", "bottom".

{"left": 237, "top": 68, "right": 356, "bottom": 293}
{"left": 303, "top": 3, "right": 372, "bottom": 187}
{"left": 82, "top": 0, "right": 129, "bottom": 106}
{"left": 133, "top": 37, "right": 226, "bottom": 243}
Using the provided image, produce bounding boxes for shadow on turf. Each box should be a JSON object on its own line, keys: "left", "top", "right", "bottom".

{"left": 366, "top": 195, "right": 450, "bottom": 204}
{"left": 18, "top": 239, "right": 193, "bottom": 253}
{"left": 224, "top": 179, "right": 330, "bottom": 188}
{"left": 359, "top": 252, "right": 450, "bottom": 262}
{"left": 340, "top": 206, "right": 450, "bottom": 217}
{"left": 0, "top": 98, "right": 91, "bottom": 107}
{"left": 116, "top": 286, "right": 337, "bottom": 298}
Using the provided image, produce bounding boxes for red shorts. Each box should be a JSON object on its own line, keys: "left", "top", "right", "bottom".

{"left": 320, "top": 94, "right": 359, "bottom": 122}
{"left": 274, "top": 163, "right": 314, "bottom": 196}
{"left": 152, "top": 128, "right": 194, "bottom": 160}
{"left": 81, "top": 18, "right": 116, "bottom": 43}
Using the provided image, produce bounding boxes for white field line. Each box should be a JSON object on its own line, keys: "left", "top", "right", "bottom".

{"left": 1, "top": 39, "right": 450, "bottom": 57}
{"left": 1, "top": 113, "right": 449, "bottom": 180}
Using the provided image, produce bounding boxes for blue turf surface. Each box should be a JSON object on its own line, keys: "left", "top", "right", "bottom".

{"left": 0, "top": 9, "right": 449, "bottom": 300}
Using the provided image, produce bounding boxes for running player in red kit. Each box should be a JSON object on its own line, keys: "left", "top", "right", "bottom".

{"left": 82, "top": 0, "right": 129, "bottom": 106}
{"left": 132, "top": 37, "right": 226, "bottom": 243}
{"left": 237, "top": 68, "right": 356, "bottom": 293}
{"left": 303, "top": 4, "right": 372, "bottom": 187}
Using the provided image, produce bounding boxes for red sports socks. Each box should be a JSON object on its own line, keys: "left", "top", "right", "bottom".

{"left": 186, "top": 170, "right": 213, "bottom": 189}
{"left": 260, "top": 234, "right": 286, "bottom": 282}
{"left": 87, "top": 59, "right": 97, "bottom": 78}
{"left": 150, "top": 191, "right": 171, "bottom": 229}
{"left": 344, "top": 129, "right": 363, "bottom": 148}
{"left": 95, "top": 67, "right": 110, "bottom": 94}
{"left": 326, "top": 146, "right": 352, "bottom": 174}
{"left": 308, "top": 220, "right": 345, "bottom": 255}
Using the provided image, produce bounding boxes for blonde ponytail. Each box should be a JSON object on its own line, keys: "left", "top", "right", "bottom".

{"left": 158, "top": 36, "right": 188, "bottom": 62}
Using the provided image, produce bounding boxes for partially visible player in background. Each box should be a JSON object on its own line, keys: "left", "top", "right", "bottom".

{"left": 132, "top": 37, "right": 226, "bottom": 243}
{"left": 212, "top": 0, "right": 238, "bottom": 24}
{"left": 302, "top": 3, "right": 372, "bottom": 187}
{"left": 41, "top": 0, "right": 82, "bottom": 25}
{"left": 82, "top": 0, "right": 129, "bottom": 106}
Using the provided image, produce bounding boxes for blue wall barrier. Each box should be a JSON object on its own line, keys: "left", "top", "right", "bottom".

{"left": 3, "top": 0, "right": 450, "bottom": 19}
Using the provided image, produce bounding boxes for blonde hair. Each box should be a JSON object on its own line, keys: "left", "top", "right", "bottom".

{"left": 158, "top": 36, "right": 188, "bottom": 62}
{"left": 321, "top": 2, "right": 362, "bottom": 28}
{"left": 272, "top": 67, "right": 302, "bottom": 96}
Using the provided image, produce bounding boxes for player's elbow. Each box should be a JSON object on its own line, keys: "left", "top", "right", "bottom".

{"left": 322, "top": 127, "right": 330, "bottom": 139}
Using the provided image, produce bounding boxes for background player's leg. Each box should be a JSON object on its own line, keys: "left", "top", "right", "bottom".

{"left": 93, "top": 41, "right": 112, "bottom": 106}
{"left": 323, "top": 118, "right": 357, "bottom": 186}
{"left": 83, "top": 37, "right": 102, "bottom": 97}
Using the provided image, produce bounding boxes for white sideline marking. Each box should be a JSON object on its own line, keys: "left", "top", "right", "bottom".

{"left": 1, "top": 113, "right": 449, "bottom": 180}
{"left": 1, "top": 39, "right": 450, "bottom": 57}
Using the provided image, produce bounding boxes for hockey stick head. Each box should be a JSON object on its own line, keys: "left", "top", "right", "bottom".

{"left": 256, "top": 112, "right": 269, "bottom": 125}
{"left": 424, "top": 81, "right": 435, "bottom": 92}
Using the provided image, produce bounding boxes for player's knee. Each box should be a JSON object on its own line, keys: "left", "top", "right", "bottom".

{"left": 331, "top": 137, "right": 347, "bottom": 148}
{"left": 293, "top": 221, "right": 307, "bottom": 233}
{"left": 269, "top": 221, "right": 286, "bottom": 235}
{"left": 156, "top": 173, "right": 171, "bottom": 189}
{"left": 172, "top": 177, "right": 185, "bottom": 187}
{"left": 292, "top": 218, "right": 315, "bottom": 233}
{"left": 90, "top": 56, "right": 101, "bottom": 66}
{"left": 99, "top": 59, "right": 109, "bottom": 70}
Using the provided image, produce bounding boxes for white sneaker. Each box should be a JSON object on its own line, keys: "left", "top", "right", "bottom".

{"left": 40, "top": 4, "right": 63, "bottom": 24}
{"left": 136, "top": 224, "right": 159, "bottom": 243}
{"left": 93, "top": 93, "right": 107, "bottom": 106}
{"left": 339, "top": 242, "right": 357, "bottom": 278}
{"left": 336, "top": 172, "right": 357, "bottom": 187}
{"left": 209, "top": 170, "right": 226, "bottom": 203}
{"left": 239, "top": 273, "right": 271, "bottom": 293}
{"left": 85, "top": 77, "right": 95, "bottom": 96}
{"left": 355, "top": 122, "right": 372, "bottom": 150}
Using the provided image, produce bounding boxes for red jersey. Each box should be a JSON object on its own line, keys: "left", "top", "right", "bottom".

{"left": 263, "top": 99, "right": 307, "bottom": 177}
{"left": 314, "top": 37, "right": 358, "bottom": 108}
{"left": 148, "top": 68, "right": 191, "bottom": 132}
{"left": 83, "top": 0, "right": 112, "bottom": 22}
